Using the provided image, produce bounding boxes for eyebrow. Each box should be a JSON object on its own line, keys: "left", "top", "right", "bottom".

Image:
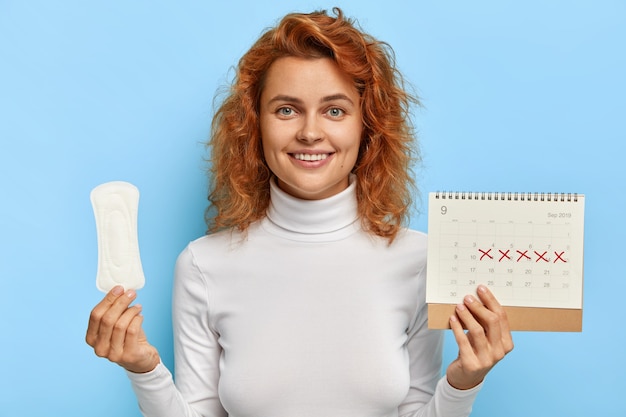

{"left": 267, "top": 93, "right": 355, "bottom": 106}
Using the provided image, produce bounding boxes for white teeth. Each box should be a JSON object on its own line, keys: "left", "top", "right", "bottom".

{"left": 293, "top": 153, "right": 329, "bottom": 161}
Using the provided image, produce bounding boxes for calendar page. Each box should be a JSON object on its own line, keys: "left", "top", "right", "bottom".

{"left": 426, "top": 192, "right": 585, "bottom": 311}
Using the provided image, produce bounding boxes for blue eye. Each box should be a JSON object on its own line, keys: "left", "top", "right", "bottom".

{"left": 278, "top": 107, "right": 294, "bottom": 116}
{"left": 328, "top": 108, "right": 344, "bottom": 117}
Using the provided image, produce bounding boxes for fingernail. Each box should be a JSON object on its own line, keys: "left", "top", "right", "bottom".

{"left": 450, "top": 314, "right": 458, "bottom": 322}
{"left": 126, "top": 289, "right": 136, "bottom": 298}
{"left": 478, "top": 285, "right": 487, "bottom": 293}
{"left": 465, "top": 295, "right": 475, "bottom": 303}
{"left": 456, "top": 303, "right": 466, "bottom": 311}
{"left": 112, "top": 286, "right": 123, "bottom": 296}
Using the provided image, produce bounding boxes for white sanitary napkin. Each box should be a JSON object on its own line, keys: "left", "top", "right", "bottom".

{"left": 90, "top": 181, "right": 145, "bottom": 292}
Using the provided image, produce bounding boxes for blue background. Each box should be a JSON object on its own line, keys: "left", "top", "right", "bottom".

{"left": 1, "top": 1, "right": 624, "bottom": 416}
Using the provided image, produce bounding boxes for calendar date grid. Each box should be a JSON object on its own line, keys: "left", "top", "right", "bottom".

{"left": 432, "top": 219, "right": 577, "bottom": 307}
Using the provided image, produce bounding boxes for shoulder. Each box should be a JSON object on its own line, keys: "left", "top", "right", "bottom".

{"left": 185, "top": 223, "right": 260, "bottom": 256}
{"left": 360, "top": 227, "right": 428, "bottom": 274}
{"left": 392, "top": 228, "right": 428, "bottom": 272}
{"left": 176, "top": 222, "right": 266, "bottom": 274}
{"left": 390, "top": 227, "right": 428, "bottom": 254}
{"left": 398, "top": 227, "right": 427, "bottom": 243}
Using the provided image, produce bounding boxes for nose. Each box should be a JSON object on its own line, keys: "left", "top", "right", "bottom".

{"left": 296, "top": 114, "right": 323, "bottom": 143}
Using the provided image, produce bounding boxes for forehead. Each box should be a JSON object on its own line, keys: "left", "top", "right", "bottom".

{"left": 261, "top": 56, "right": 359, "bottom": 100}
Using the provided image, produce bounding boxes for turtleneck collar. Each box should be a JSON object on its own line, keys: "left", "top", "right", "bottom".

{"left": 262, "top": 175, "right": 360, "bottom": 241}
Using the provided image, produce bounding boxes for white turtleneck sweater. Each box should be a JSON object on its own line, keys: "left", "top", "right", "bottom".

{"left": 127, "top": 178, "right": 481, "bottom": 417}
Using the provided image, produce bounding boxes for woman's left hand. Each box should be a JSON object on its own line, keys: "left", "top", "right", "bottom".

{"left": 446, "top": 284, "right": 514, "bottom": 390}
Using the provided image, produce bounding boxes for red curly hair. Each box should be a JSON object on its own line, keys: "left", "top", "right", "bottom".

{"left": 207, "top": 8, "right": 419, "bottom": 242}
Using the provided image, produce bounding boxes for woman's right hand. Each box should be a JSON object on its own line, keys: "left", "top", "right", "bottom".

{"left": 86, "top": 285, "right": 160, "bottom": 374}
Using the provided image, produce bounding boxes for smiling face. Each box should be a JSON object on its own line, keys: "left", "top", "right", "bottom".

{"left": 259, "top": 56, "right": 363, "bottom": 200}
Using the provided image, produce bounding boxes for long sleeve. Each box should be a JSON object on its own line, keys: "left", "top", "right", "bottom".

{"left": 126, "top": 362, "right": 196, "bottom": 417}
{"left": 125, "top": 246, "right": 225, "bottom": 417}
{"left": 171, "top": 245, "right": 226, "bottom": 416}
{"left": 398, "top": 266, "right": 482, "bottom": 417}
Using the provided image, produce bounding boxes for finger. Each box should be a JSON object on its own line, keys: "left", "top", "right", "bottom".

{"left": 449, "top": 311, "right": 475, "bottom": 359}
{"left": 476, "top": 285, "right": 514, "bottom": 352}
{"left": 124, "top": 315, "right": 159, "bottom": 373}
{"left": 92, "top": 289, "right": 138, "bottom": 356}
{"left": 476, "top": 285, "right": 506, "bottom": 319}
{"left": 463, "top": 292, "right": 503, "bottom": 346}
{"left": 86, "top": 286, "right": 125, "bottom": 346}
{"left": 109, "top": 304, "right": 143, "bottom": 361}
{"left": 499, "top": 312, "right": 514, "bottom": 353}
{"left": 455, "top": 300, "right": 490, "bottom": 353}
{"left": 125, "top": 313, "right": 146, "bottom": 348}
{"left": 98, "top": 289, "right": 137, "bottom": 333}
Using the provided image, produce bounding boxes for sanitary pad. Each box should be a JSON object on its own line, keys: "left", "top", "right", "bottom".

{"left": 90, "top": 181, "right": 145, "bottom": 292}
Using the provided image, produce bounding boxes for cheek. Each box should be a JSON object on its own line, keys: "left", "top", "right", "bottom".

{"left": 260, "top": 139, "right": 275, "bottom": 172}
{"left": 339, "top": 126, "right": 363, "bottom": 158}
{"left": 259, "top": 133, "right": 281, "bottom": 174}
{"left": 259, "top": 118, "right": 283, "bottom": 151}
{"left": 259, "top": 120, "right": 274, "bottom": 157}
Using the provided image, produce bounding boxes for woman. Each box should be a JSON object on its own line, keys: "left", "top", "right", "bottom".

{"left": 86, "top": 8, "right": 513, "bottom": 417}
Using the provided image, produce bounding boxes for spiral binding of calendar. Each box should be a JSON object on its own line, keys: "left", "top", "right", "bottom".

{"left": 433, "top": 191, "right": 579, "bottom": 202}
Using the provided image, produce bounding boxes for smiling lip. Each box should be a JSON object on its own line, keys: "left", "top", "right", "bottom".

{"left": 291, "top": 152, "right": 331, "bottom": 161}
{"left": 289, "top": 152, "right": 334, "bottom": 167}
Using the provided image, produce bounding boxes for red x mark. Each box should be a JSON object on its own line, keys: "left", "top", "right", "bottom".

{"left": 516, "top": 250, "right": 531, "bottom": 262}
{"left": 479, "top": 248, "right": 493, "bottom": 260}
{"left": 554, "top": 251, "right": 567, "bottom": 263}
{"left": 535, "top": 251, "right": 549, "bottom": 262}
{"left": 498, "top": 249, "right": 511, "bottom": 262}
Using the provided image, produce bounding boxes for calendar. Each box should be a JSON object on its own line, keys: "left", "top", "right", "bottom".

{"left": 426, "top": 191, "right": 585, "bottom": 331}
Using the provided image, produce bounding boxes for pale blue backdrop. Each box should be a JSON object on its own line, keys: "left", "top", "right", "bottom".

{"left": 1, "top": 1, "right": 624, "bottom": 416}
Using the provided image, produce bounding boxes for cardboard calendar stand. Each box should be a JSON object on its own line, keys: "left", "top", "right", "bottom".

{"left": 427, "top": 304, "right": 583, "bottom": 332}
